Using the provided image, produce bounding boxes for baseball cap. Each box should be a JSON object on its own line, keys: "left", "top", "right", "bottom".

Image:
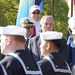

{"left": 30, "top": 5, "right": 40, "bottom": 13}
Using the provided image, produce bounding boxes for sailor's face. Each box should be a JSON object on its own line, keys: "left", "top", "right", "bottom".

{"left": 40, "top": 40, "right": 47, "bottom": 56}
{"left": 1, "top": 35, "right": 9, "bottom": 55}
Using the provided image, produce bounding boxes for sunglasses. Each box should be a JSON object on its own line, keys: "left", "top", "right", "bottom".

{"left": 32, "top": 12, "right": 40, "bottom": 14}
{"left": 24, "top": 26, "right": 33, "bottom": 29}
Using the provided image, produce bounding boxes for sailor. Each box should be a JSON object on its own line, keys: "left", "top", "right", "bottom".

{"left": 0, "top": 63, "right": 8, "bottom": 75}
{"left": 0, "top": 25, "right": 42, "bottom": 75}
{"left": 38, "top": 31, "right": 71, "bottom": 75}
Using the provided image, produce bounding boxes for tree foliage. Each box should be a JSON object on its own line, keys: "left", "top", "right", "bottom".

{"left": 42, "top": 0, "right": 69, "bottom": 39}
{"left": 0, "top": 0, "right": 69, "bottom": 39}
{"left": 0, "top": 0, "right": 19, "bottom": 26}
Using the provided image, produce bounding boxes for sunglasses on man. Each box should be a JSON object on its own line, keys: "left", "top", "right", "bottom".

{"left": 32, "top": 11, "right": 40, "bottom": 14}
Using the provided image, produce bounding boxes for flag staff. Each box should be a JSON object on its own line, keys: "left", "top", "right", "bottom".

{"left": 71, "top": 0, "right": 73, "bottom": 17}
{"left": 52, "top": 0, "right": 54, "bottom": 18}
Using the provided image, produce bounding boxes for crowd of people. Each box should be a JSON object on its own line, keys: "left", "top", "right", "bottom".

{"left": 0, "top": 5, "right": 75, "bottom": 75}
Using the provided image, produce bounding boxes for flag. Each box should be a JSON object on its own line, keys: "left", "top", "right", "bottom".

{"left": 16, "top": 0, "right": 35, "bottom": 27}
{"left": 35, "top": 0, "right": 44, "bottom": 13}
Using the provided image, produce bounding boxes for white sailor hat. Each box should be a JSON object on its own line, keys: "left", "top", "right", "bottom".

{"left": 72, "top": 29, "right": 75, "bottom": 34}
{"left": 40, "top": 31, "right": 63, "bottom": 41}
{"left": 30, "top": 5, "right": 40, "bottom": 13}
{"left": 20, "top": 17, "right": 36, "bottom": 27}
{"left": 0, "top": 25, "right": 26, "bottom": 37}
{"left": 68, "top": 16, "right": 75, "bottom": 31}
{"left": 40, "top": 31, "right": 63, "bottom": 47}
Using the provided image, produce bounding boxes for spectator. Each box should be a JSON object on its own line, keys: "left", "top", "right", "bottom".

{"left": 0, "top": 25, "right": 42, "bottom": 75}
{"left": 38, "top": 31, "right": 71, "bottom": 75}
{"left": 67, "top": 16, "right": 75, "bottom": 75}
{"left": 29, "top": 15, "right": 54, "bottom": 62}
{"left": 29, "top": 5, "right": 41, "bottom": 36}
{"left": 29, "top": 15, "right": 68, "bottom": 62}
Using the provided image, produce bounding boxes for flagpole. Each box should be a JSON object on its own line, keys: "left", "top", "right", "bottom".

{"left": 71, "top": 0, "right": 73, "bottom": 17}
{"left": 52, "top": 0, "right": 54, "bottom": 18}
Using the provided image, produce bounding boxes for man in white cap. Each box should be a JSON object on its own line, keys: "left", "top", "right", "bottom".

{"left": 29, "top": 5, "right": 41, "bottom": 36}
{"left": 0, "top": 25, "right": 42, "bottom": 75}
{"left": 67, "top": 16, "right": 75, "bottom": 75}
{"left": 20, "top": 17, "right": 36, "bottom": 47}
{"left": 38, "top": 31, "right": 71, "bottom": 75}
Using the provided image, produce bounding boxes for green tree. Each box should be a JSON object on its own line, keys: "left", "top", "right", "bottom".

{"left": 0, "top": 0, "right": 19, "bottom": 26}
{"left": 42, "top": 0, "right": 69, "bottom": 39}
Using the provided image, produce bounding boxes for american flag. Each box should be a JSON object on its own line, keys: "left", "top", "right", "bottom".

{"left": 35, "top": 0, "right": 44, "bottom": 13}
